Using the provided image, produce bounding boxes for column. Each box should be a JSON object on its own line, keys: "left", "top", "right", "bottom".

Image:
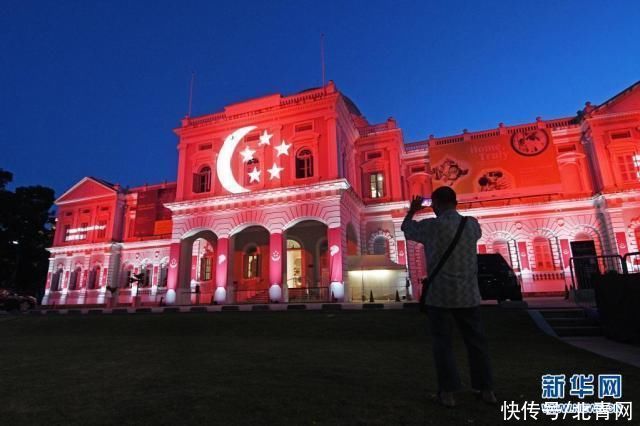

{"left": 165, "top": 242, "right": 181, "bottom": 304}
{"left": 214, "top": 237, "right": 229, "bottom": 304}
{"left": 268, "top": 231, "right": 283, "bottom": 302}
{"left": 327, "top": 226, "right": 344, "bottom": 301}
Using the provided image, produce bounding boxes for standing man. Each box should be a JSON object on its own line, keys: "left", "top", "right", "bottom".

{"left": 401, "top": 186, "right": 496, "bottom": 408}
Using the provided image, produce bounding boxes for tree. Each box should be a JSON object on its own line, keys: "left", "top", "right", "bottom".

{"left": 0, "top": 168, "right": 55, "bottom": 297}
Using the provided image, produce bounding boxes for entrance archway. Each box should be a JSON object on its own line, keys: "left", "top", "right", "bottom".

{"left": 284, "top": 220, "right": 329, "bottom": 302}
{"left": 178, "top": 230, "right": 218, "bottom": 304}
{"left": 230, "top": 225, "right": 270, "bottom": 303}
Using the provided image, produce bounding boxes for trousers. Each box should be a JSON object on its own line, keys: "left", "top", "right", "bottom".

{"left": 425, "top": 305, "right": 493, "bottom": 392}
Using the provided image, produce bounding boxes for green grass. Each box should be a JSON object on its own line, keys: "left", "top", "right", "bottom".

{"left": 0, "top": 308, "right": 638, "bottom": 425}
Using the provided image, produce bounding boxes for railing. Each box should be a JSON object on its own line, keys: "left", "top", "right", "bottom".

{"left": 623, "top": 252, "right": 640, "bottom": 274}
{"left": 569, "top": 255, "right": 625, "bottom": 290}
{"left": 287, "top": 286, "right": 330, "bottom": 303}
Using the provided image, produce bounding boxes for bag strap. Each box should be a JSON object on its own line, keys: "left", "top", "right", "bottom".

{"left": 426, "top": 216, "right": 468, "bottom": 286}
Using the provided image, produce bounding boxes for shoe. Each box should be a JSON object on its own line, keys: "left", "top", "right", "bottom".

{"left": 437, "top": 391, "right": 456, "bottom": 408}
{"left": 479, "top": 390, "right": 497, "bottom": 405}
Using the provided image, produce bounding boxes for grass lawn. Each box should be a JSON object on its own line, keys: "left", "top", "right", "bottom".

{"left": 1, "top": 307, "right": 638, "bottom": 425}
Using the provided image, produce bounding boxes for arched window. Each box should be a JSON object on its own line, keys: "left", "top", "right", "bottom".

{"left": 69, "top": 267, "right": 81, "bottom": 290}
{"left": 193, "top": 166, "right": 211, "bottom": 193}
{"left": 200, "top": 256, "right": 213, "bottom": 281}
{"left": 296, "top": 149, "right": 314, "bottom": 178}
{"left": 121, "top": 265, "right": 133, "bottom": 288}
{"left": 158, "top": 264, "right": 168, "bottom": 288}
{"left": 141, "top": 264, "right": 153, "bottom": 287}
{"left": 243, "top": 246, "right": 260, "bottom": 278}
{"left": 51, "top": 268, "right": 63, "bottom": 291}
{"left": 533, "top": 237, "right": 554, "bottom": 270}
{"left": 373, "top": 236, "right": 389, "bottom": 256}
{"left": 88, "top": 266, "right": 101, "bottom": 290}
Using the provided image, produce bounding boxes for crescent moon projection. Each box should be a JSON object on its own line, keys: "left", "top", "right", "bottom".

{"left": 216, "top": 125, "right": 256, "bottom": 194}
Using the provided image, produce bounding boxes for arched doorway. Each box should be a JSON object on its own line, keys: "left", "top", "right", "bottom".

{"left": 178, "top": 230, "right": 218, "bottom": 304}
{"left": 230, "top": 226, "right": 270, "bottom": 303}
{"left": 284, "top": 220, "right": 329, "bottom": 302}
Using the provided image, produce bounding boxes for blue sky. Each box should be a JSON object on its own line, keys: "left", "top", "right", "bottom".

{"left": 1, "top": 0, "right": 639, "bottom": 195}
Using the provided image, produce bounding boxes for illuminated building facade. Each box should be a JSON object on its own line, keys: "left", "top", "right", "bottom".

{"left": 42, "top": 80, "right": 640, "bottom": 306}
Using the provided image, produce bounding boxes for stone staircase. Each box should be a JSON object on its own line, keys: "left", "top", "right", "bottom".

{"left": 539, "top": 308, "right": 602, "bottom": 337}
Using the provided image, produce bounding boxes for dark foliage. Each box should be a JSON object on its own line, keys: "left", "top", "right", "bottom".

{"left": 0, "top": 168, "right": 55, "bottom": 297}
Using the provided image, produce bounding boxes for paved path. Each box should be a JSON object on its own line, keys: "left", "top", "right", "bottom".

{"left": 563, "top": 336, "right": 640, "bottom": 368}
{"left": 526, "top": 296, "right": 640, "bottom": 369}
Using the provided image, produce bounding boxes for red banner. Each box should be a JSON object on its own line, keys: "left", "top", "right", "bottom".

{"left": 616, "top": 232, "right": 629, "bottom": 256}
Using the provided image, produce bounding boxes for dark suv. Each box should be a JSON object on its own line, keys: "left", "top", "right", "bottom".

{"left": 0, "top": 289, "right": 37, "bottom": 312}
{"left": 477, "top": 254, "right": 523, "bottom": 302}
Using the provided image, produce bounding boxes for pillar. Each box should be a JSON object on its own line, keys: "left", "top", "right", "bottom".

{"left": 165, "top": 242, "right": 181, "bottom": 304}
{"left": 214, "top": 237, "right": 229, "bottom": 303}
{"left": 328, "top": 226, "right": 344, "bottom": 301}
{"left": 268, "top": 231, "right": 283, "bottom": 302}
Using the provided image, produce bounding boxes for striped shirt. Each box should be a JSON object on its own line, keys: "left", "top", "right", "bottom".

{"left": 401, "top": 209, "right": 482, "bottom": 308}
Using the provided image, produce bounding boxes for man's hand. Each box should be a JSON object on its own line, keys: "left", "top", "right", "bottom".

{"left": 409, "top": 195, "right": 425, "bottom": 213}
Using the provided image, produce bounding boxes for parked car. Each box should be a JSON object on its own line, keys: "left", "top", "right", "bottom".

{"left": 477, "top": 254, "right": 523, "bottom": 302}
{"left": 0, "top": 289, "right": 37, "bottom": 312}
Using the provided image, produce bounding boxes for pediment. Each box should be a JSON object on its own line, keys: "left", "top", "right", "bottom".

{"left": 56, "top": 177, "right": 117, "bottom": 204}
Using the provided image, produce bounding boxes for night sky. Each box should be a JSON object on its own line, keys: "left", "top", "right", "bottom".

{"left": 2, "top": 0, "right": 639, "bottom": 196}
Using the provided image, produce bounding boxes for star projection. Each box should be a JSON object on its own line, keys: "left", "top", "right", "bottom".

{"left": 215, "top": 126, "right": 288, "bottom": 192}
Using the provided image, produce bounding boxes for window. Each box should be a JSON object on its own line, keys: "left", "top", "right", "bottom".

{"left": 193, "top": 166, "right": 211, "bottom": 193}
{"left": 369, "top": 172, "right": 384, "bottom": 198}
{"left": 121, "top": 266, "right": 133, "bottom": 288}
{"left": 158, "top": 265, "right": 168, "bottom": 288}
{"left": 69, "top": 268, "right": 81, "bottom": 290}
{"left": 51, "top": 269, "right": 62, "bottom": 291}
{"left": 295, "top": 149, "right": 314, "bottom": 179}
{"left": 88, "top": 266, "right": 100, "bottom": 289}
{"left": 295, "top": 122, "right": 313, "bottom": 133}
{"left": 617, "top": 154, "right": 640, "bottom": 183}
{"left": 372, "top": 237, "right": 389, "bottom": 256}
{"left": 243, "top": 246, "right": 260, "bottom": 278}
{"left": 200, "top": 257, "right": 212, "bottom": 281}
{"left": 611, "top": 130, "right": 632, "bottom": 140}
{"left": 96, "top": 220, "right": 107, "bottom": 239}
{"left": 245, "top": 159, "right": 260, "bottom": 185}
{"left": 533, "top": 237, "right": 554, "bottom": 270}
{"left": 198, "top": 143, "right": 212, "bottom": 151}
{"left": 139, "top": 265, "right": 152, "bottom": 287}
{"left": 367, "top": 151, "right": 382, "bottom": 160}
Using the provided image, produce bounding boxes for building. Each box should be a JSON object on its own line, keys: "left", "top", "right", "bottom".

{"left": 42, "top": 80, "right": 640, "bottom": 306}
